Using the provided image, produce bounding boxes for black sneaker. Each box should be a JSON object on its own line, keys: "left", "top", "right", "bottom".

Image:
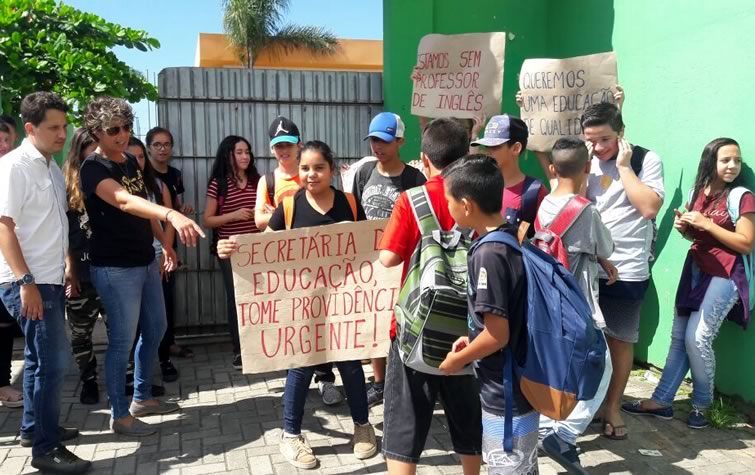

{"left": 21, "top": 427, "right": 80, "bottom": 448}
{"left": 161, "top": 360, "right": 179, "bottom": 382}
{"left": 31, "top": 444, "right": 91, "bottom": 474}
{"left": 80, "top": 380, "right": 99, "bottom": 405}
{"left": 366, "top": 382, "right": 384, "bottom": 408}
{"left": 232, "top": 354, "right": 243, "bottom": 370}
{"left": 540, "top": 432, "right": 588, "bottom": 475}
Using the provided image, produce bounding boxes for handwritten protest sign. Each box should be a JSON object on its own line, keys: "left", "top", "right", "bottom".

{"left": 231, "top": 220, "right": 401, "bottom": 374}
{"left": 411, "top": 32, "right": 506, "bottom": 119}
{"left": 518, "top": 52, "right": 618, "bottom": 152}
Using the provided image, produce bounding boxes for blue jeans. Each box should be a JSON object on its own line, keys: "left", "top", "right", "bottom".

{"left": 0, "top": 283, "right": 71, "bottom": 457}
{"left": 91, "top": 260, "right": 167, "bottom": 420}
{"left": 652, "top": 275, "right": 738, "bottom": 410}
{"left": 283, "top": 360, "right": 369, "bottom": 435}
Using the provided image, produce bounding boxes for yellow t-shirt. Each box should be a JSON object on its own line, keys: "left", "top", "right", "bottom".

{"left": 255, "top": 171, "right": 302, "bottom": 209}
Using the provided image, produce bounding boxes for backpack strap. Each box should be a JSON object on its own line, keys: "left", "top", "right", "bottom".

{"left": 283, "top": 196, "right": 295, "bottom": 230}
{"left": 630, "top": 145, "right": 649, "bottom": 176}
{"left": 355, "top": 160, "right": 378, "bottom": 195}
{"left": 265, "top": 171, "right": 276, "bottom": 206}
{"left": 727, "top": 187, "right": 749, "bottom": 225}
{"left": 520, "top": 177, "right": 542, "bottom": 226}
{"left": 344, "top": 192, "right": 358, "bottom": 220}
{"left": 544, "top": 196, "right": 591, "bottom": 238}
{"left": 407, "top": 186, "right": 441, "bottom": 236}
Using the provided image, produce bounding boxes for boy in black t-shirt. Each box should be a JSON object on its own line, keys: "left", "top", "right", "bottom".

{"left": 439, "top": 155, "right": 539, "bottom": 475}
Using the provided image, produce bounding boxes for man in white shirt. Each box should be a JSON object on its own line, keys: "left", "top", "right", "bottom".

{"left": 582, "top": 102, "right": 665, "bottom": 442}
{"left": 0, "top": 92, "right": 91, "bottom": 473}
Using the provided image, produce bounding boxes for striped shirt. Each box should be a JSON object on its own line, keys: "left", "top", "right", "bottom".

{"left": 207, "top": 176, "right": 260, "bottom": 239}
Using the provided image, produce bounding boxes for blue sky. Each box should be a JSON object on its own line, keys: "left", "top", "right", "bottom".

{"left": 65, "top": 0, "right": 383, "bottom": 137}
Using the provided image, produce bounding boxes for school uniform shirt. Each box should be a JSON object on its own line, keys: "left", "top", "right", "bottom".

{"left": 267, "top": 187, "right": 366, "bottom": 231}
{"left": 468, "top": 225, "right": 532, "bottom": 416}
{"left": 353, "top": 163, "right": 426, "bottom": 220}
{"left": 154, "top": 165, "right": 184, "bottom": 210}
{"left": 207, "top": 176, "right": 260, "bottom": 239}
{"left": 0, "top": 139, "right": 68, "bottom": 285}
{"left": 586, "top": 150, "right": 665, "bottom": 281}
{"left": 80, "top": 152, "right": 155, "bottom": 267}
{"left": 537, "top": 194, "right": 614, "bottom": 329}
{"left": 687, "top": 190, "right": 755, "bottom": 278}
{"left": 379, "top": 175, "right": 457, "bottom": 339}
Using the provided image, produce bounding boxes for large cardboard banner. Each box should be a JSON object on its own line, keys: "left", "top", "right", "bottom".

{"left": 411, "top": 32, "right": 506, "bottom": 119}
{"left": 230, "top": 220, "right": 401, "bottom": 374}
{"left": 518, "top": 52, "right": 618, "bottom": 152}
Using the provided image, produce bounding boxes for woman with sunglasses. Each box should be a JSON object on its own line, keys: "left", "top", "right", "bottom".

{"left": 80, "top": 97, "right": 203, "bottom": 436}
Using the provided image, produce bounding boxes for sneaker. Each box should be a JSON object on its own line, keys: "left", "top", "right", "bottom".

{"left": 232, "top": 354, "right": 243, "bottom": 370}
{"left": 318, "top": 381, "right": 344, "bottom": 406}
{"left": 279, "top": 433, "right": 317, "bottom": 469}
{"left": 31, "top": 444, "right": 91, "bottom": 474}
{"left": 160, "top": 360, "right": 179, "bottom": 382}
{"left": 20, "top": 427, "right": 79, "bottom": 448}
{"left": 621, "top": 400, "right": 673, "bottom": 420}
{"left": 130, "top": 399, "right": 181, "bottom": 417}
{"left": 687, "top": 408, "right": 709, "bottom": 429}
{"left": 352, "top": 423, "right": 378, "bottom": 459}
{"left": 540, "top": 432, "right": 588, "bottom": 475}
{"left": 111, "top": 418, "right": 157, "bottom": 437}
{"left": 366, "top": 382, "right": 384, "bottom": 408}
{"left": 80, "top": 380, "right": 99, "bottom": 405}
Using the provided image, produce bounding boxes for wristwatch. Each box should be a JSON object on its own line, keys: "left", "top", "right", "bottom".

{"left": 15, "top": 273, "right": 34, "bottom": 286}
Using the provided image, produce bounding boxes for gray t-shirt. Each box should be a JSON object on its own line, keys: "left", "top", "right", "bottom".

{"left": 354, "top": 163, "right": 426, "bottom": 220}
{"left": 537, "top": 193, "right": 614, "bottom": 329}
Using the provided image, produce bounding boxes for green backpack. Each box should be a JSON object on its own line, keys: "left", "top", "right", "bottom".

{"left": 395, "top": 186, "right": 473, "bottom": 375}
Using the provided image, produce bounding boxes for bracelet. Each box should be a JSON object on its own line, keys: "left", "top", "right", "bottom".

{"left": 165, "top": 210, "right": 174, "bottom": 221}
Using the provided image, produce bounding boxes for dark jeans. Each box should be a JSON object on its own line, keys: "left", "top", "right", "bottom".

{"left": 1, "top": 283, "right": 70, "bottom": 457}
{"left": 314, "top": 363, "right": 336, "bottom": 384}
{"left": 159, "top": 270, "right": 176, "bottom": 361}
{"left": 218, "top": 257, "right": 241, "bottom": 354}
{"left": 283, "top": 360, "right": 368, "bottom": 435}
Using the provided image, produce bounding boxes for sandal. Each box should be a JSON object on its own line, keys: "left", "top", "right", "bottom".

{"left": 602, "top": 421, "right": 627, "bottom": 440}
{"left": 0, "top": 386, "right": 23, "bottom": 408}
{"left": 169, "top": 345, "right": 194, "bottom": 359}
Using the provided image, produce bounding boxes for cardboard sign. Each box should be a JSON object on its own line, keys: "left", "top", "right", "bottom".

{"left": 411, "top": 32, "right": 506, "bottom": 119}
{"left": 518, "top": 52, "right": 618, "bottom": 152}
{"left": 230, "top": 220, "right": 401, "bottom": 374}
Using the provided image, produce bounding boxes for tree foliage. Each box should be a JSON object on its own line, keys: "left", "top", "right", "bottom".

{"left": 222, "top": 0, "right": 338, "bottom": 68}
{"left": 0, "top": 0, "right": 160, "bottom": 118}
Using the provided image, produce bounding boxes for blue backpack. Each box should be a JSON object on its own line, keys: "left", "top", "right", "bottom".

{"left": 474, "top": 230, "right": 607, "bottom": 452}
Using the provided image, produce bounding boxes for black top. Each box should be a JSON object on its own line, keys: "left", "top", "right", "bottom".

{"left": 353, "top": 162, "right": 426, "bottom": 220}
{"left": 67, "top": 209, "right": 92, "bottom": 283}
{"left": 154, "top": 165, "right": 184, "bottom": 210}
{"left": 467, "top": 225, "right": 532, "bottom": 416}
{"left": 80, "top": 152, "right": 155, "bottom": 267}
{"left": 268, "top": 187, "right": 366, "bottom": 231}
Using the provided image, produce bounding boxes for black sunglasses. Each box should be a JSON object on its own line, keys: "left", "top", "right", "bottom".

{"left": 104, "top": 122, "right": 133, "bottom": 137}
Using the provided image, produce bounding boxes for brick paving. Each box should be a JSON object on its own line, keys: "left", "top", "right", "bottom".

{"left": 2, "top": 333, "right": 755, "bottom": 474}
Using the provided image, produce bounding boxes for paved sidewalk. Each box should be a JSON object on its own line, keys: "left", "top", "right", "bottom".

{"left": 1, "top": 338, "right": 755, "bottom": 474}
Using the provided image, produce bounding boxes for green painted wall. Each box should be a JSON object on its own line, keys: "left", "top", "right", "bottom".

{"left": 384, "top": 0, "right": 755, "bottom": 402}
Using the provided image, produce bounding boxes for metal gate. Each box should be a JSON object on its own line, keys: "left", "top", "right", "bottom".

{"left": 157, "top": 67, "right": 384, "bottom": 334}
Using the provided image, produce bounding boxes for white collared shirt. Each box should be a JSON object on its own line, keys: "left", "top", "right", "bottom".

{"left": 0, "top": 139, "right": 68, "bottom": 285}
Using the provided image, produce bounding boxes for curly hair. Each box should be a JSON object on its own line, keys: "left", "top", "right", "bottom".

{"left": 63, "top": 128, "right": 96, "bottom": 211}
{"left": 82, "top": 96, "right": 134, "bottom": 141}
{"left": 208, "top": 135, "right": 260, "bottom": 198}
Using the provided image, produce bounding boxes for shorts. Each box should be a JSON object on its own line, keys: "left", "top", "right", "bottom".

{"left": 382, "top": 340, "right": 482, "bottom": 463}
{"left": 598, "top": 280, "right": 649, "bottom": 343}
{"left": 481, "top": 409, "right": 539, "bottom": 475}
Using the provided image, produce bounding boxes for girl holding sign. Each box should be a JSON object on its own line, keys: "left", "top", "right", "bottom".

{"left": 216, "top": 140, "right": 377, "bottom": 470}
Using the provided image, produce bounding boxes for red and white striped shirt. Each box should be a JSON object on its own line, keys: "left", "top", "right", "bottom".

{"left": 206, "top": 176, "right": 260, "bottom": 239}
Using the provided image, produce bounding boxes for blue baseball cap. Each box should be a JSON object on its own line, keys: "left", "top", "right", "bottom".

{"left": 471, "top": 114, "right": 529, "bottom": 147}
{"left": 364, "top": 112, "right": 405, "bottom": 143}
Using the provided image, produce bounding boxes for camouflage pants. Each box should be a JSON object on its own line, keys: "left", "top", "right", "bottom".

{"left": 66, "top": 281, "right": 107, "bottom": 382}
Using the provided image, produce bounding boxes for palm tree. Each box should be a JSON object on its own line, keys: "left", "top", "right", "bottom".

{"left": 222, "top": 0, "right": 339, "bottom": 68}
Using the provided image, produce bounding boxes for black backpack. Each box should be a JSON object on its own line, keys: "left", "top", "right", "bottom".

{"left": 628, "top": 145, "right": 658, "bottom": 263}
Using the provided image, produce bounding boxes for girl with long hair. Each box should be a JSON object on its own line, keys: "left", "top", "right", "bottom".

{"left": 623, "top": 138, "right": 755, "bottom": 429}
{"left": 202, "top": 135, "right": 260, "bottom": 369}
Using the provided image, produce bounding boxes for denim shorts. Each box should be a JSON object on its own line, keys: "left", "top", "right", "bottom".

{"left": 598, "top": 280, "right": 650, "bottom": 343}
{"left": 382, "top": 340, "right": 482, "bottom": 463}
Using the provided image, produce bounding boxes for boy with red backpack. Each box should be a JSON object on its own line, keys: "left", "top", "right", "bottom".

{"left": 533, "top": 137, "right": 615, "bottom": 474}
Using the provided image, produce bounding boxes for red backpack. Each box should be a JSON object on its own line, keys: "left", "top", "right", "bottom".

{"left": 532, "top": 196, "right": 591, "bottom": 270}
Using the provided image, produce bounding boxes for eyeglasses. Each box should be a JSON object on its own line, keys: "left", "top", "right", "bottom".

{"left": 150, "top": 142, "right": 173, "bottom": 150}
{"left": 104, "top": 122, "right": 133, "bottom": 137}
